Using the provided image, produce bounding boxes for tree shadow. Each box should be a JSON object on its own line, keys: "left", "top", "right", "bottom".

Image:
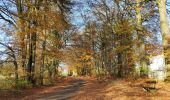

{"left": 36, "top": 79, "right": 86, "bottom": 100}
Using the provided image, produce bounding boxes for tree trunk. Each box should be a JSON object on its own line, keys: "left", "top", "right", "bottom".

{"left": 157, "top": 0, "right": 170, "bottom": 80}
{"left": 40, "top": 40, "right": 46, "bottom": 85}
{"left": 27, "top": 34, "right": 33, "bottom": 83}
{"left": 136, "top": 0, "right": 147, "bottom": 76}
{"left": 13, "top": 55, "right": 19, "bottom": 85}
{"left": 117, "top": 52, "right": 123, "bottom": 77}
{"left": 27, "top": 31, "right": 37, "bottom": 85}
{"left": 16, "top": 0, "right": 27, "bottom": 79}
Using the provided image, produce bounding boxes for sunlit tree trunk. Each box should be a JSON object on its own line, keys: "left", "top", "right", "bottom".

{"left": 27, "top": 32, "right": 36, "bottom": 85}
{"left": 27, "top": 19, "right": 37, "bottom": 85}
{"left": 157, "top": 0, "right": 170, "bottom": 80}
{"left": 16, "top": 0, "right": 26, "bottom": 69}
{"left": 16, "top": 0, "right": 26, "bottom": 82}
{"left": 40, "top": 36, "right": 46, "bottom": 85}
{"left": 135, "top": 0, "right": 147, "bottom": 76}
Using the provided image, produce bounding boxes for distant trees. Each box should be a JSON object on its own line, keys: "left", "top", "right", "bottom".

{"left": 67, "top": 0, "right": 138, "bottom": 78}
{"left": 66, "top": 0, "right": 168, "bottom": 80}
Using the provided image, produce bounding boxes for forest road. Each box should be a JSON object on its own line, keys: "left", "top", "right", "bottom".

{"left": 35, "top": 78, "right": 86, "bottom": 100}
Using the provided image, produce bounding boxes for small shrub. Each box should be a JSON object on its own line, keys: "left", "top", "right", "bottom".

{"left": 140, "top": 66, "right": 149, "bottom": 77}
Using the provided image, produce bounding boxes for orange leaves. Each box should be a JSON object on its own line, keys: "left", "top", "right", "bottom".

{"left": 116, "top": 45, "right": 131, "bottom": 53}
{"left": 145, "top": 44, "right": 163, "bottom": 56}
{"left": 36, "top": 11, "right": 68, "bottom": 31}
{"left": 80, "top": 55, "right": 92, "bottom": 61}
{"left": 113, "top": 19, "right": 134, "bottom": 35}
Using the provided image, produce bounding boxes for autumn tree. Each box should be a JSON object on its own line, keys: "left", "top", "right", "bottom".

{"left": 0, "top": 0, "right": 73, "bottom": 86}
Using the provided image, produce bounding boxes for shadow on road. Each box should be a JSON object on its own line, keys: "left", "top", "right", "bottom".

{"left": 36, "top": 79, "right": 86, "bottom": 100}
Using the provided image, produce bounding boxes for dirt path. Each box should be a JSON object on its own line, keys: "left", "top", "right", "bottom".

{"left": 35, "top": 78, "right": 86, "bottom": 100}
{"left": 1, "top": 77, "right": 170, "bottom": 100}
{"left": 34, "top": 78, "right": 170, "bottom": 100}
{"left": 28, "top": 77, "right": 108, "bottom": 100}
{"left": 31, "top": 77, "right": 110, "bottom": 100}
{"left": 70, "top": 78, "right": 170, "bottom": 100}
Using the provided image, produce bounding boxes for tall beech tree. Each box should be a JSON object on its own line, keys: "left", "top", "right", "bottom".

{"left": 157, "top": 0, "right": 170, "bottom": 80}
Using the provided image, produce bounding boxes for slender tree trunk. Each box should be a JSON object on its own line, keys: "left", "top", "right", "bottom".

{"left": 27, "top": 30, "right": 37, "bottom": 85}
{"left": 27, "top": 33, "right": 33, "bottom": 83}
{"left": 117, "top": 52, "right": 123, "bottom": 77}
{"left": 54, "top": 61, "right": 59, "bottom": 77}
{"left": 32, "top": 32, "right": 37, "bottom": 85}
{"left": 136, "top": 0, "right": 147, "bottom": 76}
{"left": 40, "top": 40, "right": 46, "bottom": 85}
{"left": 13, "top": 55, "right": 19, "bottom": 85}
